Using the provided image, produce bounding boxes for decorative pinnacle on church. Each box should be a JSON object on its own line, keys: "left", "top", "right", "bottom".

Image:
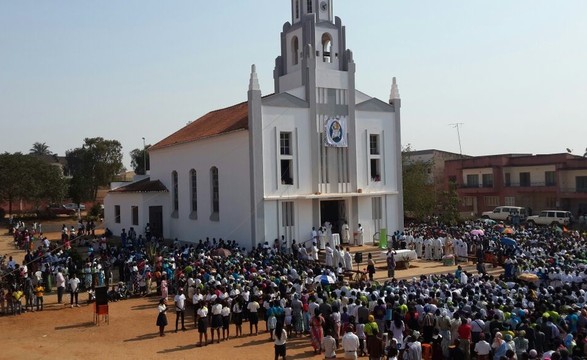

{"left": 249, "top": 64, "right": 260, "bottom": 92}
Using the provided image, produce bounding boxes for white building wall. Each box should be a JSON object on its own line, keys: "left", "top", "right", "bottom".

{"left": 354, "top": 110, "right": 398, "bottom": 192}
{"left": 262, "top": 105, "right": 313, "bottom": 197}
{"left": 316, "top": 69, "right": 349, "bottom": 89}
{"left": 149, "top": 130, "right": 252, "bottom": 247}
{"left": 104, "top": 192, "right": 167, "bottom": 238}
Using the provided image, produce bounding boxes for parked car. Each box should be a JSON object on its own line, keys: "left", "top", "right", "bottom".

{"left": 526, "top": 210, "right": 573, "bottom": 227}
{"left": 481, "top": 206, "right": 527, "bottom": 222}
{"left": 63, "top": 203, "right": 86, "bottom": 211}
{"left": 47, "top": 204, "right": 76, "bottom": 216}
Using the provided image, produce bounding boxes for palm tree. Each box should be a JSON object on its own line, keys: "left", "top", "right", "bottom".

{"left": 29, "top": 142, "right": 53, "bottom": 156}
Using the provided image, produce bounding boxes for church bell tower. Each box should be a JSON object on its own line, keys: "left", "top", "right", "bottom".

{"left": 275, "top": 0, "right": 352, "bottom": 95}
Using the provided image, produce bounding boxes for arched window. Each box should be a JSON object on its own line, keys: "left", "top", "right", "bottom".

{"left": 210, "top": 167, "right": 219, "bottom": 220}
{"left": 295, "top": 0, "right": 300, "bottom": 18}
{"left": 190, "top": 169, "right": 197, "bottom": 215}
{"left": 171, "top": 171, "right": 179, "bottom": 214}
{"left": 322, "top": 33, "right": 332, "bottom": 63}
{"left": 292, "top": 36, "right": 299, "bottom": 65}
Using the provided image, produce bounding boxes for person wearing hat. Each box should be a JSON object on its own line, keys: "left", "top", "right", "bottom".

{"left": 365, "top": 314, "right": 382, "bottom": 360}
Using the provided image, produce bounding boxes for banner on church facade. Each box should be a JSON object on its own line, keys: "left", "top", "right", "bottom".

{"left": 324, "top": 117, "right": 347, "bottom": 147}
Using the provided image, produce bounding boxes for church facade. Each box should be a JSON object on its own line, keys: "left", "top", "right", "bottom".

{"left": 104, "top": 0, "right": 404, "bottom": 249}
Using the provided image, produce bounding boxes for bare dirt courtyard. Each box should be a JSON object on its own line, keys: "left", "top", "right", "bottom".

{"left": 0, "top": 222, "right": 487, "bottom": 360}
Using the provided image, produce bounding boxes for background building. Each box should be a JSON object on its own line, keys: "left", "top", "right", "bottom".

{"left": 445, "top": 153, "right": 587, "bottom": 217}
{"left": 105, "top": 0, "right": 404, "bottom": 248}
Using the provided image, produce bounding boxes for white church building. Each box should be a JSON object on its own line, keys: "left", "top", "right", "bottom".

{"left": 104, "top": 0, "right": 404, "bottom": 249}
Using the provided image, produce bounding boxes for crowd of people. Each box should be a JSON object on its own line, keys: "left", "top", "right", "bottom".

{"left": 3, "top": 216, "right": 587, "bottom": 360}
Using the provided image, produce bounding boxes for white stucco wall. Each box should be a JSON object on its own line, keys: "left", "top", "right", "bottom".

{"left": 149, "top": 130, "right": 252, "bottom": 246}
{"left": 262, "top": 105, "right": 313, "bottom": 197}
{"left": 104, "top": 191, "right": 168, "bottom": 238}
{"left": 354, "top": 109, "right": 398, "bottom": 192}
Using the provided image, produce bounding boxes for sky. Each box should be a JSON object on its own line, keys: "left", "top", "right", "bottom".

{"left": 1, "top": 0, "right": 587, "bottom": 168}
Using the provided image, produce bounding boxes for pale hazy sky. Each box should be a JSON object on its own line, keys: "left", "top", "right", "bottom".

{"left": 2, "top": 1, "right": 586, "bottom": 167}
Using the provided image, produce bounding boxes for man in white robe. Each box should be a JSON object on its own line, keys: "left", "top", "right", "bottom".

{"left": 341, "top": 221, "right": 350, "bottom": 245}
{"left": 344, "top": 247, "right": 353, "bottom": 271}
{"left": 325, "top": 244, "right": 334, "bottom": 267}
{"left": 356, "top": 224, "right": 364, "bottom": 246}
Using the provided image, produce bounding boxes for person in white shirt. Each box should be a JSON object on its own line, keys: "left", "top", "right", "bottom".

{"left": 210, "top": 298, "right": 223, "bottom": 343}
{"left": 68, "top": 273, "right": 80, "bottom": 308}
{"left": 273, "top": 321, "right": 288, "bottom": 360}
{"left": 55, "top": 268, "right": 66, "bottom": 304}
{"left": 342, "top": 325, "right": 360, "bottom": 360}
{"left": 174, "top": 288, "right": 187, "bottom": 332}
{"left": 232, "top": 297, "right": 244, "bottom": 337}
{"left": 322, "top": 331, "right": 337, "bottom": 359}
{"left": 196, "top": 303, "right": 209, "bottom": 346}
{"left": 221, "top": 300, "right": 231, "bottom": 341}
{"left": 474, "top": 333, "right": 492, "bottom": 359}
{"left": 247, "top": 298, "right": 260, "bottom": 335}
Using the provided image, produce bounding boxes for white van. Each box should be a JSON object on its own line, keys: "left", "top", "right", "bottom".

{"left": 481, "top": 206, "right": 527, "bottom": 222}
{"left": 526, "top": 210, "right": 573, "bottom": 227}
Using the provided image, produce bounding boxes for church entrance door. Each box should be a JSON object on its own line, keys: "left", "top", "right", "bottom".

{"left": 148, "top": 206, "right": 163, "bottom": 239}
{"left": 320, "top": 200, "right": 345, "bottom": 235}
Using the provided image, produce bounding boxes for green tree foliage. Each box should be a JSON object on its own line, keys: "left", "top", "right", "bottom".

{"left": 130, "top": 145, "right": 150, "bottom": 175}
{"left": 402, "top": 146, "right": 436, "bottom": 221}
{"left": 67, "top": 137, "right": 124, "bottom": 203}
{"left": 438, "top": 180, "right": 460, "bottom": 225}
{"left": 0, "top": 152, "right": 67, "bottom": 214}
{"left": 29, "top": 142, "right": 53, "bottom": 156}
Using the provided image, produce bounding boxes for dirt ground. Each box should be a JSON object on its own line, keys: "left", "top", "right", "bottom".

{"left": 0, "top": 221, "right": 488, "bottom": 360}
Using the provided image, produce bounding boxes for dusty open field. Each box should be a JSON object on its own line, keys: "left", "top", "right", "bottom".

{"left": 0, "top": 221, "right": 491, "bottom": 359}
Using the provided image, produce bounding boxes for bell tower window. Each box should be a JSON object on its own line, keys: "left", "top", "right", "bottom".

{"left": 295, "top": 0, "right": 300, "bottom": 18}
{"left": 322, "top": 33, "right": 332, "bottom": 63}
{"left": 292, "top": 37, "right": 299, "bottom": 65}
{"left": 306, "top": 0, "right": 313, "bottom": 13}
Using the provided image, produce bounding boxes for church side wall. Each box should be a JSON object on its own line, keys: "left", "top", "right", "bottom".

{"left": 104, "top": 192, "right": 168, "bottom": 239}
{"left": 149, "top": 131, "right": 252, "bottom": 247}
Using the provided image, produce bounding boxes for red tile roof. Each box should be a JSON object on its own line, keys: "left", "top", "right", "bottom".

{"left": 109, "top": 178, "right": 168, "bottom": 193}
{"left": 150, "top": 101, "right": 249, "bottom": 151}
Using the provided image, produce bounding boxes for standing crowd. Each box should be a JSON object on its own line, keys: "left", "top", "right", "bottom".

{"left": 3, "top": 217, "right": 587, "bottom": 360}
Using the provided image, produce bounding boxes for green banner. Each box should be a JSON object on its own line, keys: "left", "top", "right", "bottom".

{"left": 379, "top": 228, "right": 387, "bottom": 249}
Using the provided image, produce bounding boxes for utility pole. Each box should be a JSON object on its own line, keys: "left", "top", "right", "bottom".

{"left": 449, "top": 123, "right": 464, "bottom": 156}
{"left": 142, "top": 137, "right": 146, "bottom": 174}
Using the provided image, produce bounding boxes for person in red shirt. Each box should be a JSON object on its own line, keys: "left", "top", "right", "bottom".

{"left": 457, "top": 317, "right": 472, "bottom": 360}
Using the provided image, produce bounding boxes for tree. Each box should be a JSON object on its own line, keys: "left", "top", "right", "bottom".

{"left": 67, "top": 137, "right": 124, "bottom": 203}
{"left": 402, "top": 145, "right": 437, "bottom": 221}
{"left": 0, "top": 152, "right": 67, "bottom": 214}
{"left": 130, "top": 145, "right": 151, "bottom": 175}
{"left": 437, "top": 180, "right": 460, "bottom": 225}
{"left": 29, "top": 142, "right": 53, "bottom": 156}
